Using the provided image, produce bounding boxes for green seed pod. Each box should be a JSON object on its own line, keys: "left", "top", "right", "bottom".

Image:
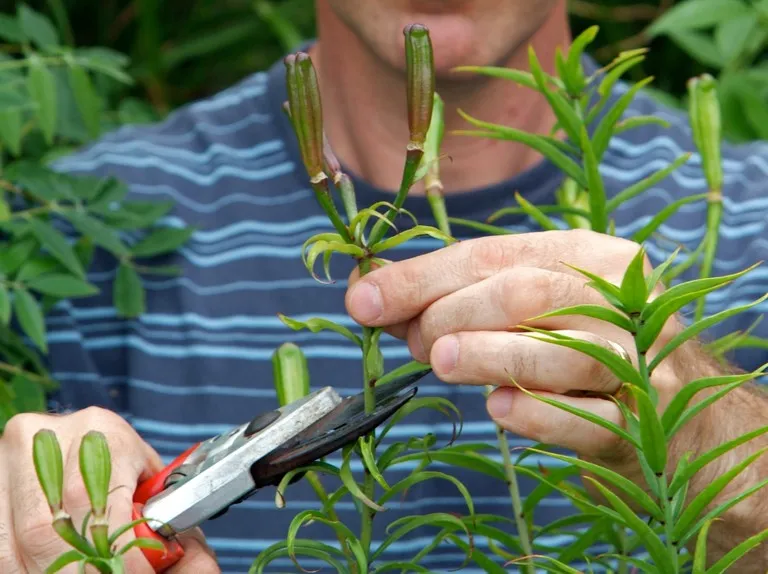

{"left": 687, "top": 74, "right": 722, "bottom": 193}
{"left": 32, "top": 429, "right": 64, "bottom": 513}
{"left": 78, "top": 430, "right": 112, "bottom": 517}
{"left": 272, "top": 342, "right": 310, "bottom": 407}
{"left": 285, "top": 53, "right": 326, "bottom": 182}
{"left": 404, "top": 24, "right": 435, "bottom": 149}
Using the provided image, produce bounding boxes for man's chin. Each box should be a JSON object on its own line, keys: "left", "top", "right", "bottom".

{"left": 394, "top": 13, "right": 478, "bottom": 74}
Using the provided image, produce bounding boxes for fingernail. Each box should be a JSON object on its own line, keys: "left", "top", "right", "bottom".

{"left": 349, "top": 282, "right": 382, "bottom": 323}
{"left": 487, "top": 389, "right": 514, "bottom": 419}
{"left": 433, "top": 335, "right": 458, "bottom": 374}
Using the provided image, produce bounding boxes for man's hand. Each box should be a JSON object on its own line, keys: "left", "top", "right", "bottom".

{"left": 345, "top": 229, "right": 768, "bottom": 566}
{"left": 0, "top": 407, "right": 219, "bottom": 574}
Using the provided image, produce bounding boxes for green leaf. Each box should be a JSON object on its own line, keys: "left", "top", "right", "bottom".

{"left": 28, "top": 218, "right": 85, "bottom": 279}
{"left": 45, "top": 549, "right": 82, "bottom": 573}
{"left": 451, "top": 66, "right": 537, "bottom": 90}
{"left": 632, "top": 193, "right": 708, "bottom": 244}
{"left": 130, "top": 226, "right": 195, "bottom": 258}
{"left": 13, "top": 287, "right": 47, "bottom": 352}
{"left": 5, "top": 161, "right": 74, "bottom": 202}
{"left": 285, "top": 510, "right": 365, "bottom": 573}
{"left": 563, "top": 25, "right": 598, "bottom": 95}
{"left": 715, "top": 12, "right": 758, "bottom": 65}
{"left": 529, "top": 46, "right": 582, "bottom": 144}
{"left": 378, "top": 470, "right": 475, "bottom": 519}
{"left": 375, "top": 360, "right": 431, "bottom": 387}
{"left": 615, "top": 115, "right": 671, "bottom": 135}
{"left": 339, "top": 445, "right": 384, "bottom": 512}
{"left": 113, "top": 263, "right": 144, "bottom": 318}
{"left": 593, "top": 77, "right": 654, "bottom": 160}
{"left": 271, "top": 342, "right": 310, "bottom": 407}
{"left": 519, "top": 329, "right": 644, "bottom": 386}
{"left": 276, "top": 313, "right": 362, "bottom": 347}
{"left": 17, "top": 256, "right": 61, "bottom": 282}
{"left": 666, "top": 30, "right": 726, "bottom": 69}
{"left": 705, "top": 526, "right": 768, "bottom": 574}
{"left": 619, "top": 246, "right": 648, "bottom": 314}
{"left": 584, "top": 477, "right": 672, "bottom": 568}
{"left": 607, "top": 154, "right": 692, "bottom": 213}
{"left": 67, "top": 62, "right": 101, "bottom": 139}
{"left": 455, "top": 109, "right": 588, "bottom": 188}
{"left": 27, "top": 56, "right": 57, "bottom": 144}
{"left": 650, "top": 293, "right": 768, "bottom": 371}
{"left": 641, "top": 263, "right": 759, "bottom": 321}
{"left": 9, "top": 374, "right": 46, "bottom": 411}
{"left": 672, "top": 447, "right": 768, "bottom": 540}
{"left": 527, "top": 449, "right": 663, "bottom": 520}
{"left": 0, "top": 284, "right": 10, "bottom": 325}
{"left": 580, "top": 127, "right": 607, "bottom": 233}
{"left": 513, "top": 191, "right": 560, "bottom": 231}
{"left": 26, "top": 274, "right": 99, "bottom": 298}
{"left": 671, "top": 425, "right": 768, "bottom": 497}
{"left": 370, "top": 225, "right": 455, "bottom": 253}
{"left": 251, "top": 540, "right": 347, "bottom": 574}
{"left": 64, "top": 212, "right": 130, "bottom": 258}
{"left": 526, "top": 304, "right": 635, "bottom": 332}
{"left": 18, "top": 4, "right": 60, "bottom": 49}
{"left": 561, "top": 262, "right": 624, "bottom": 309}
{"left": 646, "top": 248, "right": 682, "bottom": 296}
{"left": 0, "top": 14, "right": 24, "bottom": 43}
{"left": 0, "top": 109, "right": 23, "bottom": 156}
{"left": 116, "top": 537, "right": 166, "bottom": 555}
{"left": 359, "top": 434, "right": 389, "bottom": 490}
{"left": 647, "top": 0, "right": 751, "bottom": 37}
{"left": 627, "top": 386, "right": 667, "bottom": 474}
{"left": 662, "top": 368, "right": 767, "bottom": 439}
{"left": 506, "top": 373, "right": 640, "bottom": 447}
{"left": 447, "top": 217, "right": 512, "bottom": 235}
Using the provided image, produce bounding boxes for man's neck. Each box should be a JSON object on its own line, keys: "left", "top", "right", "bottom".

{"left": 309, "top": 7, "right": 571, "bottom": 195}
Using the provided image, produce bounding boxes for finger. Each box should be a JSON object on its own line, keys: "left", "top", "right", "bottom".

{"left": 486, "top": 386, "right": 630, "bottom": 460}
{"left": 347, "top": 259, "right": 410, "bottom": 339}
{"left": 0, "top": 443, "right": 23, "bottom": 573}
{"left": 166, "top": 530, "right": 220, "bottom": 574}
{"left": 345, "top": 231, "right": 623, "bottom": 326}
{"left": 429, "top": 330, "right": 625, "bottom": 395}
{"left": 407, "top": 267, "right": 607, "bottom": 361}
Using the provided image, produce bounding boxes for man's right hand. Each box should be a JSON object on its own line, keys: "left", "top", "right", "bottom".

{"left": 0, "top": 407, "right": 220, "bottom": 573}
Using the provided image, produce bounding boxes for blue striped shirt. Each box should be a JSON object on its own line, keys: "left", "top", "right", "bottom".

{"left": 48, "top": 54, "right": 768, "bottom": 573}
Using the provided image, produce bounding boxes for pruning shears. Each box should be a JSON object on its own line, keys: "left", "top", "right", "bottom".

{"left": 130, "top": 368, "right": 430, "bottom": 572}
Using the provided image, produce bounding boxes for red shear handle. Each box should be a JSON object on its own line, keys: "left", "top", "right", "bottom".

{"left": 132, "top": 443, "right": 200, "bottom": 572}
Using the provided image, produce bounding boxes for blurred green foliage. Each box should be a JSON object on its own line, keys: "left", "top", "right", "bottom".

{"left": 11, "top": 0, "right": 768, "bottom": 142}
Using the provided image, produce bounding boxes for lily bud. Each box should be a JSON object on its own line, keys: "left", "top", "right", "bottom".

{"left": 687, "top": 74, "right": 722, "bottom": 193}
{"left": 78, "top": 430, "right": 112, "bottom": 517}
{"left": 33, "top": 429, "right": 64, "bottom": 514}
{"left": 404, "top": 24, "right": 435, "bottom": 149}
{"left": 273, "top": 342, "right": 310, "bottom": 407}
{"left": 285, "top": 52, "right": 326, "bottom": 182}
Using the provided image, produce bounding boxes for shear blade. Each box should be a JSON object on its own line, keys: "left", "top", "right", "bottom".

{"left": 249, "top": 368, "right": 431, "bottom": 487}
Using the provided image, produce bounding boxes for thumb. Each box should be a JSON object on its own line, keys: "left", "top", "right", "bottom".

{"left": 166, "top": 528, "right": 219, "bottom": 574}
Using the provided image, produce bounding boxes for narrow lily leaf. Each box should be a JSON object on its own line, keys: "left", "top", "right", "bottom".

{"left": 646, "top": 247, "right": 682, "bottom": 295}
{"left": 641, "top": 263, "right": 760, "bottom": 321}
{"left": 360, "top": 435, "right": 389, "bottom": 490}
{"left": 632, "top": 193, "right": 708, "bottom": 244}
{"left": 514, "top": 191, "right": 560, "bottom": 231}
{"left": 607, "top": 154, "right": 692, "bottom": 213}
{"left": 117, "top": 538, "right": 166, "bottom": 556}
{"left": 375, "top": 360, "right": 431, "bottom": 387}
{"left": 45, "top": 550, "right": 83, "bottom": 573}
{"left": 662, "top": 368, "right": 766, "bottom": 437}
{"left": 560, "top": 262, "right": 624, "bottom": 308}
{"left": 529, "top": 46, "right": 582, "bottom": 144}
{"left": 650, "top": 294, "right": 768, "bottom": 372}
{"left": 705, "top": 526, "right": 768, "bottom": 574}
{"left": 564, "top": 25, "right": 597, "bottom": 95}
{"left": 455, "top": 110, "right": 588, "bottom": 188}
{"left": 506, "top": 375, "right": 639, "bottom": 447}
{"left": 252, "top": 540, "right": 347, "bottom": 574}
{"left": 273, "top": 462, "right": 340, "bottom": 509}
{"left": 451, "top": 65, "right": 537, "bottom": 89}
{"left": 286, "top": 510, "right": 363, "bottom": 572}
{"left": 636, "top": 285, "right": 733, "bottom": 352}
{"left": 13, "top": 287, "right": 47, "bottom": 352}
{"left": 488, "top": 204, "right": 590, "bottom": 223}
{"left": 522, "top": 465, "right": 581, "bottom": 516}
{"left": 525, "top": 304, "right": 635, "bottom": 332}
{"left": 670, "top": 425, "right": 768, "bottom": 495}
{"left": 669, "top": 379, "right": 759, "bottom": 439}
{"left": 526, "top": 449, "right": 663, "bottom": 520}
{"left": 0, "top": 284, "right": 10, "bottom": 325}
{"left": 28, "top": 218, "right": 85, "bottom": 279}
{"left": 615, "top": 115, "right": 671, "bottom": 134}
{"left": 672, "top": 446, "right": 768, "bottom": 540}
{"left": 447, "top": 217, "right": 512, "bottom": 236}
{"left": 519, "top": 330, "right": 644, "bottom": 387}
{"left": 592, "top": 77, "right": 654, "bottom": 159}
{"left": 373, "top": 513, "right": 471, "bottom": 562}
{"left": 370, "top": 225, "right": 455, "bottom": 253}
{"left": 586, "top": 53, "right": 646, "bottom": 125}
{"left": 339, "top": 446, "right": 384, "bottom": 512}
{"left": 389, "top": 450, "right": 505, "bottom": 481}
{"left": 580, "top": 127, "right": 607, "bottom": 233}
{"left": 378, "top": 471, "right": 474, "bottom": 519}
{"left": 619, "top": 246, "right": 648, "bottom": 314}
{"left": 582, "top": 477, "right": 672, "bottom": 569}
{"left": 376, "top": 396, "right": 461, "bottom": 448}
{"left": 278, "top": 313, "right": 362, "bottom": 347}
{"left": 626, "top": 386, "right": 667, "bottom": 474}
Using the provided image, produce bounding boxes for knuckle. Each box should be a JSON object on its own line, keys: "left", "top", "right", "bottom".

{"left": 466, "top": 237, "right": 508, "bottom": 279}
{"left": 2, "top": 412, "right": 48, "bottom": 443}
{"left": 15, "top": 515, "right": 59, "bottom": 559}
{"left": 62, "top": 478, "right": 93, "bottom": 511}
